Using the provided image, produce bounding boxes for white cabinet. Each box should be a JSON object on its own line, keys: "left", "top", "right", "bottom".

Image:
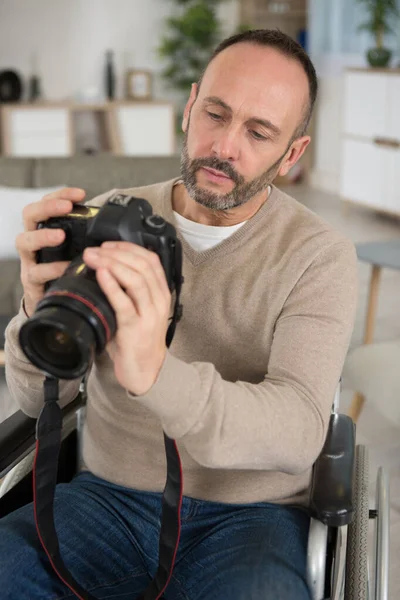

{"left": 386, "top": 150, "right": 400, "bottom": 213}
{"left": 341, "top": 139, "right": 386, "bottom": 207}
{"left": 387, "top": 76, "right": 400, "bottom": 141}
{"left": 114, "top": 103, "right": 175, "bottom": 156}
{"left": 12, "top": 109, "right": 69, "bottom": 134}
{"left": 343, "top": 72, "right": 387, "bottom": 138}
{"left": 339, "top": 69, "right": 400, "bottom": 216}
{"left": 6, "top": 107, "right": 70, "bottom": 157}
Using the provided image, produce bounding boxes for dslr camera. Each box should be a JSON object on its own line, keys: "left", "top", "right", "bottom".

{"left": 19, "top": 193, "right": 183, "bottom": 380}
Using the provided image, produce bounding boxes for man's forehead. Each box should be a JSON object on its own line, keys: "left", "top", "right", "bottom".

{"left": 199, "top": 44, "right": 308, "bottom": 126}
{"left": 206, "top": 42, "right": 304, "bottom": 76}
{"left": 203, "top": 44, "right": 307, "bottom": 93}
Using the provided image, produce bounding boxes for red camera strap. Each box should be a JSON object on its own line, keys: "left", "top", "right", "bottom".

{"left": 33, "top": 377, "right": 183, "bottom": 600}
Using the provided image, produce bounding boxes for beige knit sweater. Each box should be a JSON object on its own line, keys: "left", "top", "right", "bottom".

{"left": 4, "top": 178, "right": 358, "bottom": 506}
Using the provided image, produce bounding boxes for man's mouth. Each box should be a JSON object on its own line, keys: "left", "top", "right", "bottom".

{"left": 201, "top": 167, "right": 232, "bottom": 182}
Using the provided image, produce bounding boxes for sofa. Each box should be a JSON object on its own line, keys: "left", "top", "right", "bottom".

{"left": 0, "top": 154, "right": 182, "bottom": 350}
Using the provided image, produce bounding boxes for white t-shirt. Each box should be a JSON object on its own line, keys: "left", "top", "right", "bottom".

{"left": 173, "top": 211, "right": 247, "bottom": 252}
{"left": 173, "top": 183, "right": 270, "bottom": 251}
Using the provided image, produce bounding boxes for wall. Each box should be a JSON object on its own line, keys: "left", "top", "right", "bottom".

{"left": 0, "top": 0, "right": 240, "bottom": 103}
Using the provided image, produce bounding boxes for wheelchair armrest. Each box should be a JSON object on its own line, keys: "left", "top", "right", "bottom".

{"left": 0, "top": 393, "right": 85, "bottom": 478}
{"left": 309, "top": 413, "right": 355, "bottom": 527}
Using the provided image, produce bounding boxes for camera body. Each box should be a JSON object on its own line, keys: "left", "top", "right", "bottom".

{"left": 37, "top": 193, "right": 178, "bottom": 290}
{"left": 19, "top": 193, "right": 183, "bottom": 380}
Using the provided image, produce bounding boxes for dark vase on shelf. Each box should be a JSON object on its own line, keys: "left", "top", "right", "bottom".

{"left": 28, "top": 75, "right": 42, "bottom": 102}
{"left": 105, "top": 50, "right": 115, "bottom": 101}
{"left": 367, "top": 47, "right": 392, "bottom": 68}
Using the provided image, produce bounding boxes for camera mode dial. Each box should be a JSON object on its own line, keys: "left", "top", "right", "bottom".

{"left": 145, "top": 215, "right": 166, "bottom": 232}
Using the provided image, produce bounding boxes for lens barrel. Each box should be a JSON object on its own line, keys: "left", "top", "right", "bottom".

{"left": 19, "top": 306, "right": 96, "bottom": 379}
{"left": 19, "top": 269, "right": 117, "bottom": 379}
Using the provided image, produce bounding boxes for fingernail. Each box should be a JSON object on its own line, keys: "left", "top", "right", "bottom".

{"left": 102, "top": 242, "right": 116, "bottom": 248}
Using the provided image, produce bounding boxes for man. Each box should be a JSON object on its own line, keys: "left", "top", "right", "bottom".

{"left": 0, "top": 29, "right": 358, "bottom": 599}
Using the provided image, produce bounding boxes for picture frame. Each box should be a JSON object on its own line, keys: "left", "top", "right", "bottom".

{"left": 125, "top": 70, "right": 152, "bottom": 100}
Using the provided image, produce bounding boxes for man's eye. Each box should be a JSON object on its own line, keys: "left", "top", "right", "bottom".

{"left": 207, "top": 111, "right": 223, "bottom": 121}
{"left": 250, "top": 130, "right": 267, "bottom": 141}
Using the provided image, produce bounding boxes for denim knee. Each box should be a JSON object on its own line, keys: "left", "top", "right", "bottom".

{"left": 0, "top": 511, "right": 63, "bottom": 599}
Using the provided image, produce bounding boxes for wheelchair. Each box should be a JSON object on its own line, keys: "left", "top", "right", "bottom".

{"left": 0, "top": 382, "right": 390, "bottom": 600}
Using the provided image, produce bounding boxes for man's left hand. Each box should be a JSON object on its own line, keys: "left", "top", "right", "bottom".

{"left": 83, "top": 241, "right": 171, "bottom": 395}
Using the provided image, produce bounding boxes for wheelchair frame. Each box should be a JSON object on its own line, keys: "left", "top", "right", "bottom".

{"left": 307, "top": 385, "right": 390, "bottom": 600}
{"left": 0, "top": 383, "right": 390, "bottom": 600}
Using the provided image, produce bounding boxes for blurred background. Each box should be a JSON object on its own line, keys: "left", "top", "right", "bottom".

{"left": 0, "top": 0, "right": 400, "bottom": 594}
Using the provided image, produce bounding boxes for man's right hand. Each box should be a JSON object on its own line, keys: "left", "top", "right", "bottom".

{"left": 16, "top": 187, "right": 86, "bottom": 317}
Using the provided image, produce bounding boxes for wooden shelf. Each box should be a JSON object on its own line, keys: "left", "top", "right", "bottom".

{"left": 0, "top": 100, "right": 176, "bottom": 157}
{"left": 346, "top": 67, "right": 400, "bottom": 74}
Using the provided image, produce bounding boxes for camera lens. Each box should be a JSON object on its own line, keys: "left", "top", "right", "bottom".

{"left": 31, "top": 326, "right": 80, "bottom": 369}
{"left": 19, "top": 306, "right": 97, "bottom": 379}
{"left": 19, "top": 257, "right": 117, "bottom": 379}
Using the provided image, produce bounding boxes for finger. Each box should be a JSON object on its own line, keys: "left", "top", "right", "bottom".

{"left": 42, "top": 187, "right": 86, "bottom": 202}
{"left": 95, "top": 268, "right": 138, "bottom": 326}
{"left": 27, "top": 261, "right": 70, "bottom": 286}
{"left": 23, "top": 189, "right": 85, "bottom": 231}
{"left": 16, "top": 228, "right": 66, "bottom": 259}
{"left": 86, "top": 247, "right": 170, "bottom": 311}
{"left": 101, "top": 242, "right": 171, "bottom": 297}
{"left": 23, "top": 198, "right": 72, "bottom": 231}
{"left": 98, "top": 259, "right": 153, "bottom": 318}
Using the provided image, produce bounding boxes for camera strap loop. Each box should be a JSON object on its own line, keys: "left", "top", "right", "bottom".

{"left": 166, "top": 240, "right": 184, "bottom": 347}
{"left": 34, "top": 376, "right": 183, "bottom": 599}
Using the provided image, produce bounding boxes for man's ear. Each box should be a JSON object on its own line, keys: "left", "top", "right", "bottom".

{"left": 182, "top": 83, "right": 198, "bottom": 133}
{"left": 277, "top": 136, "right": 311, "bottom": 177}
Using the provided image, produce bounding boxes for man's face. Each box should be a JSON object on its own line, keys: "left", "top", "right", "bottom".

{"left": 180, "top": 43, "right": 310, "bottom": 211}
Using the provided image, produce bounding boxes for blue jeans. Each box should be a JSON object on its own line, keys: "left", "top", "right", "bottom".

{"left": 0, "top": 471, "right": 311, "bottom": 599}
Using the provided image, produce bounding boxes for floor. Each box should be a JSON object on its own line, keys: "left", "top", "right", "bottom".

{"left": 1, "top": 184, "right": 400, "bottom": 597}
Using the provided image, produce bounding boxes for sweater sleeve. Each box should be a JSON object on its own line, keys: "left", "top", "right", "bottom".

{"left": 3, "top": 189, "right": 116, "bottom": 418}
{"left": 129, "top": 239, "right": 359, "bottom": 475}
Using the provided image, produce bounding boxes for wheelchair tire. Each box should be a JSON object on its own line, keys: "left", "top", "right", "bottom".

{"left": 344, "top": 444, "right": 369, "bottom": 600}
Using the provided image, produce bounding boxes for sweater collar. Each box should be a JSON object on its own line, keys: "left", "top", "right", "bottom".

{"left": 160, "top": 177, "right": 279, "bottom": 266}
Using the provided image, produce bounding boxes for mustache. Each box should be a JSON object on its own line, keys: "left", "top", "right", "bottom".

{"left": 190, "top": 157, "right": 244, "bottom": 185}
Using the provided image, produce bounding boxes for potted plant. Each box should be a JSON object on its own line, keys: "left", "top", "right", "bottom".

{"left": 357, "top": 0, "right": 400, "bottom": 67}
{"left": 158, "top": 0, "right": 247, "bottom": 137}
{"left": 158, "top": 0, "right": 223, "bottom": 135}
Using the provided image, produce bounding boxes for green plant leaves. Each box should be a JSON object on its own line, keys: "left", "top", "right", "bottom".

{"left": 158, "top": 0, "right": 231, "bottom": 92}
{"left": 357, "top": 0, "right": 400, "bottom": 35}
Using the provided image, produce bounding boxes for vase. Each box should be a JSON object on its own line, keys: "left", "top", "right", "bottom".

{"left": 105, "top": 50, "right": 116, "bottom": 101}
{"left": 366, "top": 47, "right": 392, "bottom": 68}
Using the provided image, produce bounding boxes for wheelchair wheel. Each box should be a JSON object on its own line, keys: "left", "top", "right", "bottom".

{"left": 344, "top": 444, "right": 369, "bottom": 599}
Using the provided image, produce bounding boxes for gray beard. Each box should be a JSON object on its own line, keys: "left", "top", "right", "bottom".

{"left": 180, "top": 131, "right": 288, "bottom": 211}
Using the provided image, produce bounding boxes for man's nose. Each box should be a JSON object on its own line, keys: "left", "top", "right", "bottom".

{"left": 211, "top": 125, "right": 240, "bottom": 162}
